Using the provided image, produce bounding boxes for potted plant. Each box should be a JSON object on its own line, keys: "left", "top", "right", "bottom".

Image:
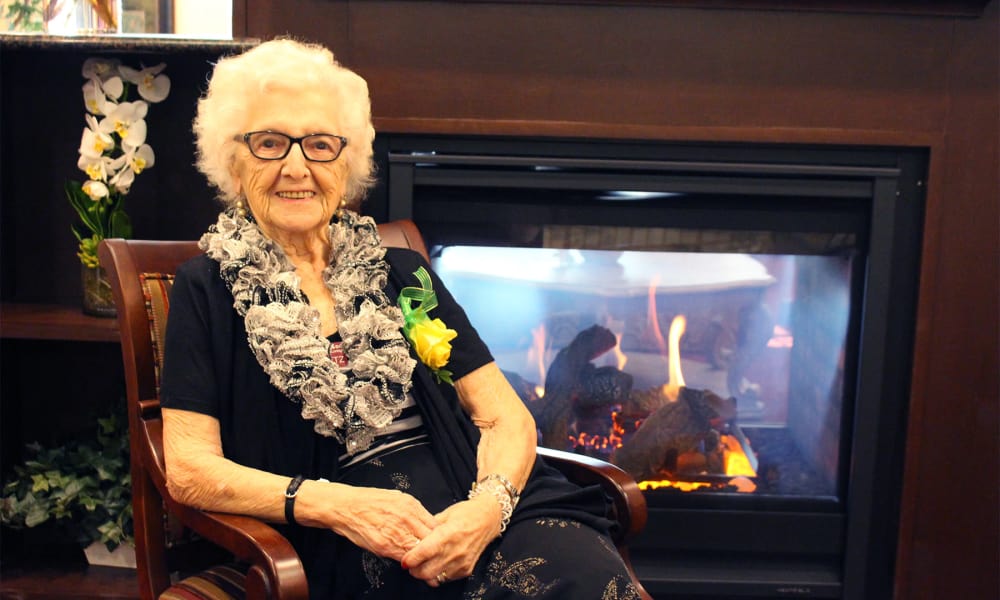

{"left": 0, "top": 411, "right": 134, "bottom": 567}
{"left": 67, "top": 56, "right": 170, "bottom": 317}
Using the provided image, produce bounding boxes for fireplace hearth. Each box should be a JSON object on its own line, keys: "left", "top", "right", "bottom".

{"left": 377, "top": 135, "right": 924, "bottom": 599}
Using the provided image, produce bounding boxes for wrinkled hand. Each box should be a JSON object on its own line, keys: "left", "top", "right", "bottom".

{"left": 400, "top": 495, "right": 502, "bottom": 587}
{"left": 335, "top": 487, "right": 439, "bottom": 562}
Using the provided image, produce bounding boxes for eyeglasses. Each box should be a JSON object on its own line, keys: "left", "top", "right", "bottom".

{"left": 241, "top": 131, "right": 348, "bottom": 162}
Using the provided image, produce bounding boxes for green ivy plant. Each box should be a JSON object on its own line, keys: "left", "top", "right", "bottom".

{"left": 0, "top": 413, "right": 133, "bottom": 551}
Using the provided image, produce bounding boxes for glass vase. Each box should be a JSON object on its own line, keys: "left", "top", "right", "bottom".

{"left": 81, "top": 264, "right": 117, "bottom": 318}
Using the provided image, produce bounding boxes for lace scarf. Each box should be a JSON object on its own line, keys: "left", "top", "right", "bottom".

{"left": 199, "top": 208, "right": 416, "bottom": 455}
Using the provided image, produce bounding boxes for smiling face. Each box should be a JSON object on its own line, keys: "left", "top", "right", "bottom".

{"left": 230, "top": 86, "right": 349, "bottom": 247}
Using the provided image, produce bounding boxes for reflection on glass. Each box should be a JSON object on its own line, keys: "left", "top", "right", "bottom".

{"left": 433, "top": 246, "right": 855, "bottom": 501}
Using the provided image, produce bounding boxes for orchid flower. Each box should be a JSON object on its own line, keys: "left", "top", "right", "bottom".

{"left": 105, "top": 101, "right": 149, "bottom": 148}
{"left": 123, "top": 143, "right": 155, "bottom": 175}
{"left": 82, "top": 180, "right": 110, "bottom": 201}
{"left": 78, "top": 115, "right": 115, "bottom": 158}
{"left": 110, "top": 166, "right": 134, "bottom": 193}
{"left": 81, "top": 58, "right": 121, "bottom": 81}
{"left": 83, "top": 80, "right": 113, "bottom": 115}
{"left": 110, "top": 144, "right": 155, "bottom": 193}
{"left": 100, "top": 75, "right": 125, "bottom": 101}
{"left": 84, "top": 70, "right": 127, "bottom": 114}
{"left": 69, "top": 57, "right": 169, "bottom": 267}
{"left": 77, "top": 152, "right": 116, "bottom": 182}
{"left": 119, "top": 63, "right": 171, "bottom": 103}
{"left": 82, "top": 59, "right": 124, "bottom": 114}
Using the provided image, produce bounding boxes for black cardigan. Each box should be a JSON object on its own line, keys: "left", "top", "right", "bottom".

{"left": 160, "top": 247, "right": 614, "bottom": 573}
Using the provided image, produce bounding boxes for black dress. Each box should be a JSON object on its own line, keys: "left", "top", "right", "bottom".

{"left": 160, "top": 248, "right": 640, "bottom": 599}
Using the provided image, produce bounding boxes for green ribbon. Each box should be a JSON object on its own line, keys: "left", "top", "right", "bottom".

{"left": 398, "top": 266, "right": 438, "bottom": 333}
{"left": 398, "top": 267, "right": 454, "bottom": 385}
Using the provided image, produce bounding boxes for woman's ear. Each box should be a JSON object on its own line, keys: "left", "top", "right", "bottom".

{"left": 228, "top": 162, "right": 242, "bottom": 197}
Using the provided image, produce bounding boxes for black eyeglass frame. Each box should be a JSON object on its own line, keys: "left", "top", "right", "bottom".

{"left": 240, "top": 131, "right": 349, "bottom": 162}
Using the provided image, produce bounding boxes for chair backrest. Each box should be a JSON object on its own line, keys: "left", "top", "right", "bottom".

{"left": 98, "top": 219, "right": 429, "bottom": 599}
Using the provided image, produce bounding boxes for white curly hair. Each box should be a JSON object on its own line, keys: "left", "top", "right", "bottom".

{"left": 193, "top": 38, "right": 376, "bottom": 208}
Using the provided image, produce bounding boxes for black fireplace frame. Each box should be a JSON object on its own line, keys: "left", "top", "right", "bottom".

{"left": 369, "top": 135, "right": 925, "bottom": 599}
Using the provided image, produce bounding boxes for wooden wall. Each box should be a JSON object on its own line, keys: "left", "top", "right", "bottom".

{"left": 235, "top": 2, "right": 999, "bottom": 598}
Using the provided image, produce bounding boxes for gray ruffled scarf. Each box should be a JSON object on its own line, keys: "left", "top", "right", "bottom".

{"left": 199, "top": 208, "right": 417, "bottom": 455}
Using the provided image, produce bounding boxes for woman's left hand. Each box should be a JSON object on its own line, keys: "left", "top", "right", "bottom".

{"left": 400, "top": 494, "right": 502, "bottom": 586}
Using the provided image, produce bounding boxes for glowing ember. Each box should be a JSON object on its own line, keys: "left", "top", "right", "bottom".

{"left": 639, "top": 480, "right": 713, "bottom": 492}
{"left": 636, "top": 432, "right": 758, "bottom": 493}
{"left": 722, "top": 433, "right": 756, "bottom": 477}
{"left": 568, "top": 431, "right": 623, "bottom": 454}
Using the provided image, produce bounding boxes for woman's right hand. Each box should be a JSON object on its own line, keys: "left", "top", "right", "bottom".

{"left": 298, "top": 481, "right": 440, "bottom": 562}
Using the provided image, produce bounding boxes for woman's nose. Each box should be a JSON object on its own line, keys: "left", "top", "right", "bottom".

{"left": 281, "top": 143, "right": 311, "bottom": 178}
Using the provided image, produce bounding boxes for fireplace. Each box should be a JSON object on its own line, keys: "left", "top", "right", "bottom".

{"left": 378, "top": 136, "right": 924, "bottom": 599}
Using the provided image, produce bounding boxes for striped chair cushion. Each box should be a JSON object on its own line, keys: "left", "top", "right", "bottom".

{"left": 140, "top": 272, "right": 174, "bottom": 395}
{"left": 142, "top": 275, "right": 250, "bottom": 598}
{"left": 159, "top": 564, "right": 247, "bottom": 599}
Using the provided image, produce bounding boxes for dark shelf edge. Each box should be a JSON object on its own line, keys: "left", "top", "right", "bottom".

{"left": 0, "top": 563, "right": 139, "bottom": 600}
{"left": 0, "top": 303, "right": 120, "bottom": 343}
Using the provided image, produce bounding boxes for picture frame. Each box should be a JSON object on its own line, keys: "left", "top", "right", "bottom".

{"left": 121, "top": 0, "right": 172, "bottom": 34}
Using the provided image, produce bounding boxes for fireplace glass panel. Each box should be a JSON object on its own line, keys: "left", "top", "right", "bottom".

{"left": 387, "top": 138, "right": 926, "bottom": 597}
{"left": 432, "top": 226, "right": 857, "bottom": 503}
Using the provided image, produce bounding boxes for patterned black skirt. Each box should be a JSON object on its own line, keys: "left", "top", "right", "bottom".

{"left": 313, "top": 440, "right": 641, "bottom": 600}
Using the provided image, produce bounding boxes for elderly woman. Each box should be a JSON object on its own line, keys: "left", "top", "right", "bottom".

{"left": 160, "top": 38, "right": 640, "bottom": 599}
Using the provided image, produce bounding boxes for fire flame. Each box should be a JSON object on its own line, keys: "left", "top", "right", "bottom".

{"left": 661, "top": 315, "right": 687, "bottom": 402}
{"left": 530, "top": 324, "right": 547, "bottom": 398}
{"left": 612, "top": 332, "right": 628, "bottom": 371}
{"left": 540, "top": 280, "right": 759, "bottom": 493}
{"left": 646, "top": 275, "right": 670, "bottom": 372}
{"left": 722, "top": 434, "right": 756, "bottom": 477}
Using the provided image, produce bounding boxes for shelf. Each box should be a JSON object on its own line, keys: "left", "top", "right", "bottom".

{"left": 0, "top": 564, "right": 139, "bottom": 600}
{"left": 0, "top": 33, "right": 259, "bottom": 54}
{"left": 0, "top": 303, "right": 119, "bottom": 343}
{"left": 0, "top": 536, "right": 138, "bottom": 600}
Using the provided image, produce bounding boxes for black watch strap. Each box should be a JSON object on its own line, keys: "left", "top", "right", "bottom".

{"left": 284, "top": 475, "right": 306, "bottom": 526}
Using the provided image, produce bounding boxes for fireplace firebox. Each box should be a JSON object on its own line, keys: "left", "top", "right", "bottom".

{"left": 376, "top": 136, "right": 924, "bottom": 599}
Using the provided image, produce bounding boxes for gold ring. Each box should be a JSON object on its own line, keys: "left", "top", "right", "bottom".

{"left": 436, "top": 572, "right": 448, "bottom": 584}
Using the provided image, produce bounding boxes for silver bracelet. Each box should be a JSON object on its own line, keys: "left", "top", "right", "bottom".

{"left": 468, "top": 474, "right": 520, "bottom": 533}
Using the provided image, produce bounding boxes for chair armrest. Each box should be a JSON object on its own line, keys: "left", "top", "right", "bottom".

{"left": 138, "top": 404, "right": 308, "bottom": 599}
{"left": 536, "top": 447, "right": 652, "bottom": 600}
{"left": 170, "top": 505, "right": 309, "bottom": 600}
{"left": 535, "top": 446, "right": 647, "bottom": 546}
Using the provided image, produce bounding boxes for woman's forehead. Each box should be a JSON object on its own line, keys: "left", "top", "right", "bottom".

{"left": 243, "top": 89, "right": 344, "bottom": 133}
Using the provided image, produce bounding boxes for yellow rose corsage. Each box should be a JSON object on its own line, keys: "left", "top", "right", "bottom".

{"left": 398, "top": 267, "right": 458, "bottom": 385}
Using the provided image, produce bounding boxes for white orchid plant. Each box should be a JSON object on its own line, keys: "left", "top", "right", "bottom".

{"left": 68, "top": 58, "right": 170, "bottom": 267}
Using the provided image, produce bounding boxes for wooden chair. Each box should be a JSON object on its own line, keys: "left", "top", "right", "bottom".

{"left": 99, "top": 219, "right": 650, "bottom": 600}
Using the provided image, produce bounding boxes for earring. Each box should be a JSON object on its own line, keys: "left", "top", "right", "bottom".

{"left": 235, "top": 197, "right": 247, "bottom": 219}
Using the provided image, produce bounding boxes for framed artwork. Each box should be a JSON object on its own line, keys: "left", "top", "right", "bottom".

{"left": 121, "top": 0, "right": 172, "bottom": 34}
{"left": 2, "top": 0, "right": 46, "bottom": 32}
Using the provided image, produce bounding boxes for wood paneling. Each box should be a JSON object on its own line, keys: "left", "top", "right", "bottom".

{"left": 346, "top": 3, "right": 954, "bottom": 134}
{"left": 240, "top": 1, "right": 998, "bottom": 598}
{"left": 459, "top": 0, "right": 991, "bottom": 17}
{"left": 894, "top": 4, "right": 1000, "bottom": 598}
